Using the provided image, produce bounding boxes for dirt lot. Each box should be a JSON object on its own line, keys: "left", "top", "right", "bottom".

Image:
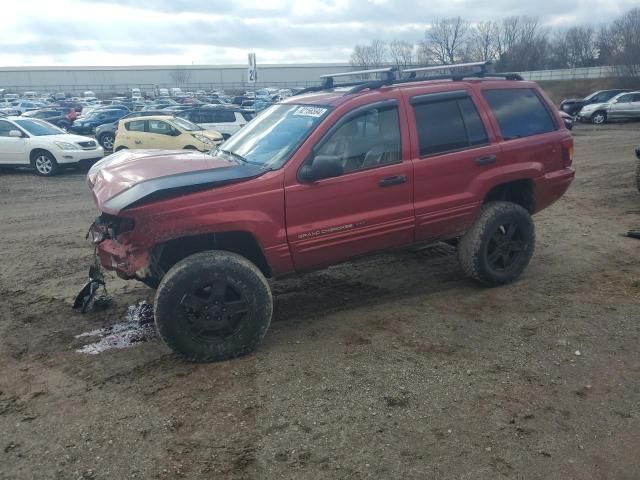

{"left": 1, "top": 123, "right": 639, "bottom": 479}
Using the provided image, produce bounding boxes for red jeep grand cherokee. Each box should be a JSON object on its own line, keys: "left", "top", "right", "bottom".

{"left": 86, "top": 64, "right": 574, "bottom": 362}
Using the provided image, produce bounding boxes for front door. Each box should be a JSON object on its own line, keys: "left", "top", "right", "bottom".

{"left": 608, "top": 93, "right": 635, "bottom": 120}
{"left": 285, "top": 101, "right": 415, "bottom": 271}
{"left": 0, "top": 120, "right": 26, "bottom": 164}
{"left": 147, "top": 119, "right": 178, "bottom": 149}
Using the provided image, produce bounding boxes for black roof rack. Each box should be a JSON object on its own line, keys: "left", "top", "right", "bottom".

{"left": 294, "top": 61, "right": 523, "bottom": 96}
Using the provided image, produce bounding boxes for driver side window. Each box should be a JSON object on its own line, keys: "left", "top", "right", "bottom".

{"left": 148, "top": 120, "right": 174, "bottom": 136}
{"left": 314, "top": 106, "right": 401, "bottom": 174}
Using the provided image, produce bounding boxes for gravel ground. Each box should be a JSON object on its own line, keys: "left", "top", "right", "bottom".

{"left": 0, "top": 123, "right": 639, "bottom": 479}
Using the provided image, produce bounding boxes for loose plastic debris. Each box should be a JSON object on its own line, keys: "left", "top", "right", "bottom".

{"left": 75, "top": 301, "right": 155, "bottom": 355}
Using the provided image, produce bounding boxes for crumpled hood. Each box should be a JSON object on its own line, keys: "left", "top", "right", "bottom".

{"left": 87, "top": 149, "right": 267, "bottom": 215}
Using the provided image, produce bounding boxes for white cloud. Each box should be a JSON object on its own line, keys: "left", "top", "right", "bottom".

{"left": 0, "top": 0, "right": 636, "bottom": 66}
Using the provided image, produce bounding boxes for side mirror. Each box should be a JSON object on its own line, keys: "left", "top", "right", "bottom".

{"left": 299, "top": 155, "right": 344, "bottom": 182}
{"left": 9, "top": 130, "right": 22, "bottom": 138}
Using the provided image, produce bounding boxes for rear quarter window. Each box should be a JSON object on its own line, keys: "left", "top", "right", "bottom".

{"left": 482, "top": 88, "right": 556, "bottom": 140}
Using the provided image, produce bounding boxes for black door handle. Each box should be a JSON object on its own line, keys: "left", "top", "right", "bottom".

{"left": 378, "top": 175, "right": 407, "bottom": 187}
{"left": 475, "top": 155, "right": 497, "bottom": 166}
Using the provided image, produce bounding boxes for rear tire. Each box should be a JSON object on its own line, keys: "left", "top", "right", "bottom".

{"left": 635, "top": 156, "right": 640, "bottom": 193}
{"left": 458, "top": 201, "right": 535, "bottom": 286}
{"left": 99, "top": 133, "right": 115, "bottom": 150}
{"left": 183, "top": 145, "right": 198, "bottom": 150}
{"left": 591, "top": 111, "right": 607, "bottom": 124}
{"left": 154, "top": 251, "right": 273, "bottom": 362}
{"left": 115, "top": 146, "right": 128, "bottom": 152}
{"left": 30, "top": 150, "right": 58, "bottom": 177}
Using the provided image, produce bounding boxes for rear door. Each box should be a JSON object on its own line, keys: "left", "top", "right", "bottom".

{"left": 285, "top": 99, "right": 415, "bottom": 271}
{"left": 121, "top": 119, "right": 146, "bottom": 148}
{"left": 630, "top": 93, "right": 640, "bottom": 119}
{"left": 407, "top": 88, "right": 501, "bottom": 241}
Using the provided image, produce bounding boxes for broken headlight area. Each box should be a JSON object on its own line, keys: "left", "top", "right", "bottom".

{"left": 73, "top": 263, "right": 112, "bottom": 313}
{"left": 87, "top": 213, "right": 135, "bottom": 244}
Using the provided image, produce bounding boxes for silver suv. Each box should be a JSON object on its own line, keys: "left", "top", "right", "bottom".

{"left": 578, "top": 91, "right": 640, "bottom": 124}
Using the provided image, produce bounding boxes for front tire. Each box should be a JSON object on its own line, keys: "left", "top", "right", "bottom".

{"left": 458, "top": 201, "right": 535, "bottom": 286}
{"left": 115, "top": 146, "right": 128, "bottom": 152}
{"left": 31, "top": 150, "right": 59, "bottom": 177}
{"left": 154, "top": 251, "right": 273, "bottom": 362}
{"left": 591, "top": 111, "right": 607, "bottom": 124}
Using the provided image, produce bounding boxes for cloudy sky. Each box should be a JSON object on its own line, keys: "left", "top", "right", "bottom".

{"left": 2, "top": 0, "right": 636, "bottom": 66}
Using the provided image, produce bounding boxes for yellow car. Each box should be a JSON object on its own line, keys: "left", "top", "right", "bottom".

{"left": 113, "top": 115, "right": 223, "bottom": 152}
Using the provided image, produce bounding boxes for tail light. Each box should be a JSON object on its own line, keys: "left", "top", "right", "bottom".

{"left": 562, "top": 142, "right": 574, "bottom": 168}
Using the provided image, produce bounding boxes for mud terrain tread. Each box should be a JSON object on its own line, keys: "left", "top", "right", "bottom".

{"left": 154, "top": 250, "right": 272, "bottom": 362}
{"left": 458, "top": 201, "right": 535, "bottom": 286}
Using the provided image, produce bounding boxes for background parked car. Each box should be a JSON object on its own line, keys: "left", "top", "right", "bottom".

{"left": 577, "top": 91, "right": 640, "bottom": 124}
{"left": 70, "top": 108, "right": 129, "bottom": 134}
{"left": 95, "top": 110, "right": 171, "bottom": 150}
{"left": 561, "top": 89, "right": 631, "bottom": 116}
{"left": 559, "top": 111, "right": 574, "bottom": 130}
{"left": 0, "top": 117, "right": 104, "bottom": 176}
{"left": 22, "top": 107, "right": 77, "bottom": 129}
{"left": 177, "top": 105, "right": 254, "bottom": 139}
{"left": 114, "top": 115, "right": 223, "bottom": 152}
{"left": 0, "top": 107, "right": 21, "bottom": 117}
{"left": 11, "top": 100, "right": 45, "bottom": 114}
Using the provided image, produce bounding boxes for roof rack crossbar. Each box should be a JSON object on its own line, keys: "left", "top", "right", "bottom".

{"left": 402, "top": 61, "right": 494, "bottom": 76}
{"left": 294, "top": 61, "right": 523, "bottom": 97}
{"left": 319, "top": 67, "right": 398, "bottom": 89}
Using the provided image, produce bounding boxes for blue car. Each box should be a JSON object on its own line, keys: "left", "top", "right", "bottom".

{"left": 70, "top": 108, "right": 128, "bottom": 135}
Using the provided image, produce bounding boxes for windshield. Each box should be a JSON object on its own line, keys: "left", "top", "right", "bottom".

{"left": 170, "top": 117, "right": 202, "bottom": 131}
{"left": 14, "top": 119, "right": 64, "bottom": 136}
{"left": 219, "top": 104, "right": 329, "bottom": 168}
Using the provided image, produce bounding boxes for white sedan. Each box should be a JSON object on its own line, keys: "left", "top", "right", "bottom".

{"left": 0, "top": 117, "right": 104, "bottom": 176}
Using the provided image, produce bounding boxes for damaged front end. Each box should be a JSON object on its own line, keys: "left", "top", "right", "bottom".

{"left": 88, "top": 213, "right": 150, "bottom": 279}
{"left": 74, "top": 213, "right": 149, "bottom": 313}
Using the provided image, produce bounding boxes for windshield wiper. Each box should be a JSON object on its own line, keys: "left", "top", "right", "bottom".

{"left": 217, "top": 148, "right": 249, "bottom": 164}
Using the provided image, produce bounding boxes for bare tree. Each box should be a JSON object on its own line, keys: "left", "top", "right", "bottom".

{"left": 349, "top": 40, "right": 388, "bottom": 70}
{"left": 552, "top": 26, "right": 597, "bottom": 68}
{"left": 468, "top": 21, "right": 499, "bottom": 62}
{"left": 496, "top": 16, "right": 550, "bottom": 71}
{"left": 170, "top": 67, "right": 192, "bottom": 85}
{"left": 607, "top": 8, "right": 640, "bottom": 79}
{"left": 423, "top": 17, "right": 469, "bottom": 65}
{"left": 388, "top": 40, "right": 414, "bottom": 69}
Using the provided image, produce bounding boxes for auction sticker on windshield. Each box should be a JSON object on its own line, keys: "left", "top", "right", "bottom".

{"left": 294, "top": 106, "right": 327, "bottom": 117}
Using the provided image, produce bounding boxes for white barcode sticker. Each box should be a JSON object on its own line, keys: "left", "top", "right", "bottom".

{"left": 293, "top": 106, "right": 327, "bottom": 117}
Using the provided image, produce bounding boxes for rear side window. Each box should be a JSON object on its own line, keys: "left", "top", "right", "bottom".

{"left": 125, "top": 120, "right": 145, "bottom": 132}
{"left": 212, "top": 110, "right": 236, "bottom": 122}
{"left": 412, "top": 96, "right": 488, "bottom": 156}
{"left": 483, "top": 89, "right": 556, "bottom": 140}
{"left": 240, "top": 111, "right": 254, "bottom": 122}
